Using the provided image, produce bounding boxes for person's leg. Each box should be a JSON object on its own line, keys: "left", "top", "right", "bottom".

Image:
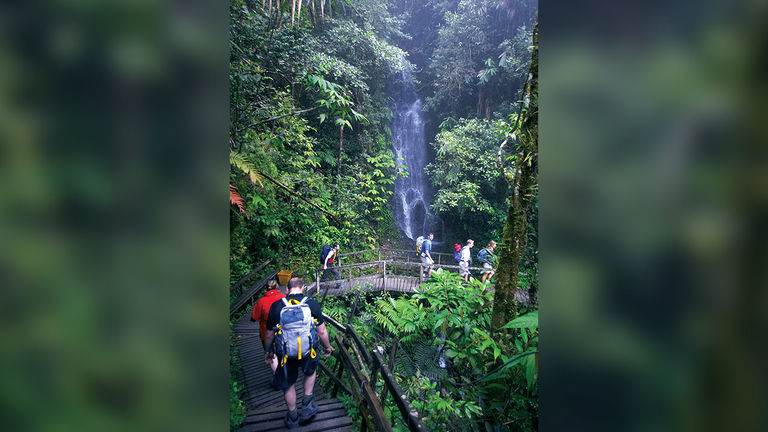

{"left": 276, "top": 360, "right": 301, "bottom": 428}
{"left": 284, "top": 384, "right": 297, "bottom": 411}
{"left": 331, "top": 266, "right": 341, "bottom": 289}
{"left": 304, "top": 371, "right": 316, "bottom": 396}
{"left": 300, "top": 360, "right": 320, "bottom": 422}
{"left": 283, "top": 384, "right": 299, "bottom": 429}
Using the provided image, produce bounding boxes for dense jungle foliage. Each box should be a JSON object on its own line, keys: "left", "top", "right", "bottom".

{"left": 319, "top": 272, "right": 538, "bottom": 431}
{"left": 230, "top": 0, "right": 538, "bottom": 430}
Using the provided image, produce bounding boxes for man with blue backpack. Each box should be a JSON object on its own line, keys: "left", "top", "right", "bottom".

{"left": 416, "top": 233, "right": 434, "bottom": 279}
{"left": 264, "top": 277, "right": 333, "bottom": 429}
{"left": 321, "top": 243, "right": 341, "bottom": 289}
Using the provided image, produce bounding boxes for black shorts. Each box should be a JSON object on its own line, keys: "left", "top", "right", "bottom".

{"left": 272, "top": 356, "right": 319, "bottom": 391}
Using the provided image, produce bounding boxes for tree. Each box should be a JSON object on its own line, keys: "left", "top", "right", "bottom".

{"left": 491, "top": 18, "right": 537, "bottom": 332}
{"left": 426, "top": 118, "right": 508, "bottom": 243}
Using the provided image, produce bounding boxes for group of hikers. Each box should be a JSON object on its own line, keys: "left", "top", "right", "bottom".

{"left": 417, "top": 233, "right": 499, "bottom": 283}
{"left": 248, "top": 238, "right": 498, "bottom": 428}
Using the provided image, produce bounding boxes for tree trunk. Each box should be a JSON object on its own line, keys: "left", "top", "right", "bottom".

{"left": 297, "top": 0, "right": 303, "bottom": 21}
{"left": 477, "top": 88, "right": 484, "bottom": 117}
{"left": 277, "top": 0, "right": 283, "bottom": 28}
{"left": 491, "top": 20, "right": 538, "bottom": 332}
{"left": 337, "top": 125, "right": 344, "bottom": 178}
{"left": 320, "top": 0, "right": 324, "bottom": 23}
{"left": 309, "top": 0, "right": 315, "bottom": 27}
{"left": 291, "top": 0, "right": 296, "bottom": 25}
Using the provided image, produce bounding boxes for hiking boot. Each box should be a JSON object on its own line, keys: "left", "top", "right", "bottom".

{"left": 284, "top": 410, "right": 299, "bottom": 429}
{"left": 300, "top": 394, "right": 319, "bottom": 424}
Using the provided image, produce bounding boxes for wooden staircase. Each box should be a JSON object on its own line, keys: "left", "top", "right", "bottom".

{"left": 233, "top": 313, "right": 354, "bottom": 431}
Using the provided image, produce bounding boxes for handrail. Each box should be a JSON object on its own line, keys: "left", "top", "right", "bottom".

{"left": 229, "top": 270, "right": 278, "bottom": 316}
{"left": 316, "top": 318, "right": 427, "bottom": 432}
{"left": 230, "top": 259, "right": 272, "bottom": 294}
{"left": 371, "top": 350, "right": 428, "bottom": 431}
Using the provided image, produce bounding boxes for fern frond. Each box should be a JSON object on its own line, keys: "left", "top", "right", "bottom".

{"left": 230, "top": 151, "right": 264, "bottom": 187}
{"left": 230, "top": 184, "right": 245, "bottom": 212}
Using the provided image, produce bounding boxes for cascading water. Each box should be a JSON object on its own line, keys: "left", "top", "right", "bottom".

{"left": 390, "top": 62, "right": 436, "bottom": 240}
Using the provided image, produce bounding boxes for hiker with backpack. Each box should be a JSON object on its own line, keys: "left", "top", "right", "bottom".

{"left": 459, "top": 239, "right": 474, "bottom": 281}
{"left": 477, "top": 240, "right": 498, "bottom": 283}
{"left": 264, "top": 277, "right": 333, "bottom": 429}
{"left": 251, "top": 279, "right": 286, "bottom": 373}
{"left": 417, "top": 233, "right": 435, "bottom": 279}
{"left": 321, "top": 243, "right": 341, "bottom": 289}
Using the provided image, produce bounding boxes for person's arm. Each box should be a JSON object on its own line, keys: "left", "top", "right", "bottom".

{"left": 316, "top": 323, "right": 333, "bottom": 356}
{"left": 323, "top": 250, "right": 333, "bottom": 270}
{"left": 264, "top": 329, "right": 275, "bottom": 363}
{"left": 425, "top": 243, "right": 432, "bottom": 260}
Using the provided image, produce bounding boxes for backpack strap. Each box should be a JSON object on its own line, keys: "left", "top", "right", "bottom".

{"left": 299, "top": 296, "right": 308, "bottom": 305}
{"left": 281, "top": 298, "right": 290, "bottom": 307}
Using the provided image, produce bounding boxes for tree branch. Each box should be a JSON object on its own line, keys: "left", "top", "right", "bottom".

{"left": 248, "top": 106, "right": 319, "bottom": 128}
{"left": 256, "top": 169, "right": 341, "bottom": 223}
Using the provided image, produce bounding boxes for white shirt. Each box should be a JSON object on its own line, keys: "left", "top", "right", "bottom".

{"left": 460, "top": 246, "right": 471, "bottom": 262}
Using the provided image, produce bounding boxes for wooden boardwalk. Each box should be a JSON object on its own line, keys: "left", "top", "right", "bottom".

{"left": 233, "top": 313, "right": 354, "bottom": 431}
{"left": 311, "top": 275, "right": 421, "bottom": 297}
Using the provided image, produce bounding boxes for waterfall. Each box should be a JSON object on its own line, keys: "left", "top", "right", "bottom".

{"left": 390, "top": 64, "right": 436, "bottom": 240}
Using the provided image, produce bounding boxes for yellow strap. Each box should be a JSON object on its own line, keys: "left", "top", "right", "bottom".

{"left": 297, "top": 337, "right": 302, "bottom": 360}
{"left": 281, "top": 355, "right": 287, "bottom": 367}
{"left": 310, "top": 348, "right": 316, "bottom": 358}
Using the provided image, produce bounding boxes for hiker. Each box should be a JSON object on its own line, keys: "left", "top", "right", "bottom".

{"left": 251, "top": 279, "right": 285, "bottom": 373}
{"left": 478, "top": 240, "right": 498, "bottom": 283}
{"left": 418, "top": 233, "right": 435, "bottom": 279}
{"left": 459, "top": 239, "right": 474, "bottom": 281}
{"left": 264, "top": 277, "right": 333, "bottom": 429}
{"left": 321, "top": 243, "right": 341, "bottom": 288}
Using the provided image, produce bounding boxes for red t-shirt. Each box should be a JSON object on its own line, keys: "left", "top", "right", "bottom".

{"left": 251, "top": 289, "right": 286, "bottom": 341}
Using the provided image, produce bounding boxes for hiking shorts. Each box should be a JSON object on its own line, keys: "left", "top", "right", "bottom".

{"left": 272, "top": 356, "right": 319, "bottom": 391}
{"left": 459, "top": 261, "right": 470, "bottom": 277}
{"left": 481, "top": 262, "right": 494, "bottom": 274}
{"left": 420, "top": 256, "right": 434, "bottom": 269}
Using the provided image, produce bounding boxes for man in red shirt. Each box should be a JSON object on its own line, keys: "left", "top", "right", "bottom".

{"left": 251, "top": 279, "right": 286, "bottom": 372}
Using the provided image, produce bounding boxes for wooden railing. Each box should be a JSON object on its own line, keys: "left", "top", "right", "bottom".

{"left": 310, "top": 256, "right": 487, "bottom": 303}
{"left": 320, "top": 313, "right": 427, "bottom": 432}
{"left": 334, "top": 247, "right": 457, "bottom": 267}
{"left": 229, "top": 259, "right": 276, "bottom": 317}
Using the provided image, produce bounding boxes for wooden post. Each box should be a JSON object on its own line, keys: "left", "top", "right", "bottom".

{"left": 330, "top": 351, "right": 347, "bottom": 397}
{"left": 382, "top": 261, "right": 386, "bottom": 292}
{"left": 372, "top": 350, "right": 428, "bottom": 432}
{"left": 315, "top": 269, "right": 320, "bottom": 296}
{"left": 379, "top": 340, "right": 398, "bottom": 405}
{"left": 348, "top": 290, "right": 362, "bottom": 323}
{"left": 336, "top": 335, "right": 393, "bottom": 432}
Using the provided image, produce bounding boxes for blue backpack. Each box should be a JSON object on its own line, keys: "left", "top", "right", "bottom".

{"left": 453, "top": 244, "right": 462, "bottom": 263}
{"left": 320, "top": 245, "right": 332, "bottom": 265}
{"left": 477, "top": 248, "right": 490, "bottom": 264}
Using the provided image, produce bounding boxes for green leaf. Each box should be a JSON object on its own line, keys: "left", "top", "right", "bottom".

{"left": 499, "top": 311, "right": 538, "bottom": 330}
